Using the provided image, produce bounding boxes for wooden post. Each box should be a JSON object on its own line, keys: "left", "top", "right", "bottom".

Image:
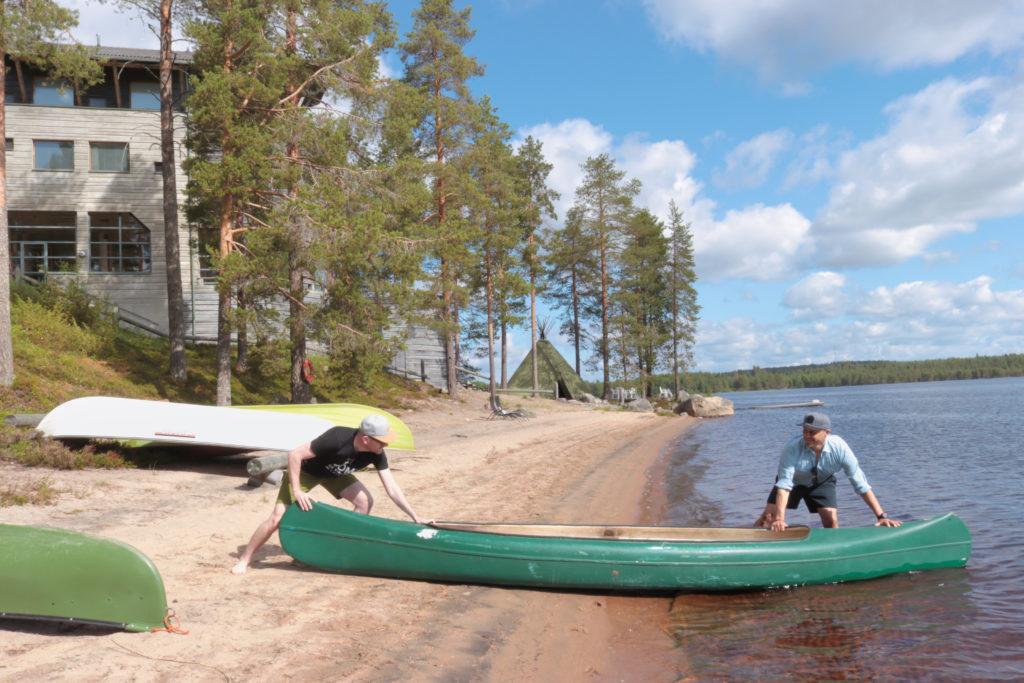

{"left": 420, "top": 359, "right": 426, "bottom": 382}
{"left": 245, "top": 450, "right": 289, "bottom": 476}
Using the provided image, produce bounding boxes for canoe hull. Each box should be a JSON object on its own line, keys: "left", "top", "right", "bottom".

{"left": 0, "top": 524, "right": 168, "bottom": 631}
{"left": 36, "top": 396, "right": 333, "bottom": 451}
{"left": 279, "top": 505, "right": 971, "bottom": 591}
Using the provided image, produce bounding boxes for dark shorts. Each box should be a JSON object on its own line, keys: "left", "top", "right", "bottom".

{"left": 767, "top": 477, "right": 837, "bottom": 512}
{"left": 276, "top": 471, "right": 359, "bottom": 506}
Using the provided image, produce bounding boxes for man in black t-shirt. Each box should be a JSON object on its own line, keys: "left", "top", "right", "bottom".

{"left": 231, "top": 414, "right": 427, "bottom": 574}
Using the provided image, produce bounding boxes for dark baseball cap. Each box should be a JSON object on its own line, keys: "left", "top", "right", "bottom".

{"left": 799, "top": 413, "right": 832, "bottom": 431}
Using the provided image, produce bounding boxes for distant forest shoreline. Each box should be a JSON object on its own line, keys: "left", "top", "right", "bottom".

{"left": 636, "top": 353, "right": 1024, "bottom": 395}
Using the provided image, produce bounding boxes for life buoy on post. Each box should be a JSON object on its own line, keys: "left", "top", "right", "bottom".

{"left": 301, "top": 358, "right": 315, "bottom": 384}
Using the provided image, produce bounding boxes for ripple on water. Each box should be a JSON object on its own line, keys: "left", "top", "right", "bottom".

{"left": 661, "top": 378, "right": 1024, "bottom": 680}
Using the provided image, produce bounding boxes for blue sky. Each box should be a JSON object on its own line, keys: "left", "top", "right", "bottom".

{"left": 63, "top": 1, "right": 1024, "bottom": 377}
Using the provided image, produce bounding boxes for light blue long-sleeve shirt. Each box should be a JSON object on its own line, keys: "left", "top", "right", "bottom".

{"left": 775, "top": 433, "right": 871, "bottom": 495}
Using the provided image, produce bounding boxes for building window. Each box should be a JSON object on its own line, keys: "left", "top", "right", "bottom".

{"left": 90, "top": 142, "right": 129, "bottom": 173}
{"left": 33, "top": 140, "right": 74, "bottom": 171}
{"left": 33, "top": 78, "right": 74, "bottom": 106}
{"left": 129, "top": 81, "right": 160, "bottom": 110}
{"left": 4, "top": 138, "right": 12, "bottom": 152}
{"left": 8, "top": 211, "right": 78, "bottom": 279}
{"left": 89, "top": 212, "right": 152, "bottom": 273}
{"left": 153, "top": 161, "right": 163, "bottom": 173}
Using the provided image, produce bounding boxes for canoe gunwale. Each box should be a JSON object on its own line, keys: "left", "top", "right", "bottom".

{"left": 0, "top": 611, "right": 129, "bottom": 631}
{"left": 429, "top": 521, "right": 812, "bottom": 542}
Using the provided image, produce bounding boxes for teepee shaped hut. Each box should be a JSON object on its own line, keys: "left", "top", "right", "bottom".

{"left": 508, "top": 323, "right": 589, "bottom": 400}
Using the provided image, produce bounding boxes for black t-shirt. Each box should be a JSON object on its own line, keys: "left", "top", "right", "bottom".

{"left": 302, "top": 426, "right": 388, "bottom": 478}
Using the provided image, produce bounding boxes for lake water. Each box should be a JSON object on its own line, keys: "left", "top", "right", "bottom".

{"left": 660, "top": 377, "right": 1024, "bottom": 680}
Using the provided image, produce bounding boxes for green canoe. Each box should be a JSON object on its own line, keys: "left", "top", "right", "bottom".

{"left": 279, "top": 504, "right": 971, "bottom": 591}
{"left": 0, "top": 524, "right": 168, "bottom": 631}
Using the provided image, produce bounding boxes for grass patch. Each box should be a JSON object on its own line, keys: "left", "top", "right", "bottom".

{"left": 0, "top": 477, "right": 59, "bottom": 507}
{"left": 0, "top": 426, "right": 135, "bottom": 469}
{"left": 0, "top": 280, "right": 442, "bottom": 472}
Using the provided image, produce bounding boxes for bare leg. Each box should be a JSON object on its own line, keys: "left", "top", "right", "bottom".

{"left": 339, "top": 480, "right": 373, "bottom": 514}
{"left": 818, "top": 507, "right": 839, "bottom": 528}
{"left": 232, "top": 502, "right": 288, "bottom": 574}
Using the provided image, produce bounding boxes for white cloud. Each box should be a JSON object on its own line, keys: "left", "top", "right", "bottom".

{"left": 783, "top": 271, "right": 847, "bottom": 319}
{"left": 642, "top": 0, "right": 1024, "bottom": 85}
{"left": 782, "top": 125, "right": 841, "bottom": 188}
{"left": 519, "top": 119, "right": 813, "bottom": 282}
{"left": 697, "top": 275, "right": 1024, "bottom": 371}
{"left": 714, "top": 129, "right": 792, "bottom": 189}
{"left": 516, "top": 119, "right": 614, "bottom": 219}
{"left": 812, "top": 74, "right": 1024, "bottom": 267}
{"left": 694, "top": 203, "right": 811, "bottom": 281}
{"left": 62, "top": 0, "right": 165, "bottom": 49}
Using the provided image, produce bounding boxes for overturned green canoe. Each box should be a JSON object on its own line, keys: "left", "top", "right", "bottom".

{"left": 279, "top": 504, "right": 971, "bottom": 591}
{"left": 0, "top": 524, "right": 168, "bottom": 631}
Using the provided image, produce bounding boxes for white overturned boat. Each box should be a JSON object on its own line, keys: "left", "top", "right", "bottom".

{"left": 36, "top": 397, "right": 334, "bottom": 451}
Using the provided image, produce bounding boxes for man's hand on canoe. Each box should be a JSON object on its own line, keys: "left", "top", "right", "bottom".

{"left": 876, "top": 517, "right": 902, "bottom": 528}
{"left": 295, "top": 491, "right": 314, "bottom": 511}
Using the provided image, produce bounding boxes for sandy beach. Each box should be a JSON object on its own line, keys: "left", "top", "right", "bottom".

{"left": 1, "top": 389, "right": 695, "bottom": 681}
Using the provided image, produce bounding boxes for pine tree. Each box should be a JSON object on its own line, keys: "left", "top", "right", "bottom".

{"left": 0, "top": 0, "right": 101, "bottom": 387}
{"left": 108, "top": 0, "right": 191, "bottom": 383}
{"left": 515, "top": 135, "right": 558, "bottom": 395}
{"left": 462, "top": 104, "right": 523, "bottom": 403}
{"left": 666, "top": 200, "right": 699, "bottom": 394}
{"left": 617, "top": 208, "right": 671, "bottom": 397}
{"left": 542, "top": 205, "right": 596, "bottom": 377}
{"left": 270, "top": 0, "right": 394, "bottom": 403}
{"left": 572, "top": 153, "right": 639, "bottom": 399}
{"left": 400, "top": 0, "right": 484, "bottom": 398}
{"left": 185, "top": 0, "right": 279, "bottom": 405}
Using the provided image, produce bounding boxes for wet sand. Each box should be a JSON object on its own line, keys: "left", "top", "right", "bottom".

{"left": 0, "top": 389, "right": 695, "bottom": 681}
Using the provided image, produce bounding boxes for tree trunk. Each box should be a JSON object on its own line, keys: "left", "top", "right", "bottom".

{"left": 289, "top": 258, "right": 311, "bottom": 403}
{"left": 0, "top": 57, "right": 13, "bottom": 387}
{"left": 571, "top": 268, "right": 581, "bottom": 377}
{"left": 500, "top": 318, "right": 508, "bottom": 389}
{"left": 486, "top": 252, "right": 496, "bottom": 402}
{"left": 599, "top": 237, "right": 610, "bottom": 400}
{"left": 529, "top": 238, "right": 538, "bottom": 396}
{"left": 216, "top": 286, "right": 233, "bottom": 405}
{"left": 216, "top": 194, "right": 234, "bottom": 406}
{"left": 160, "top": 0, "right": 187, "bottom": 383}
{"left": 284, "top": 5, "right": 310, "bottom": 405}
{"left": 234, "top": 288, "right": 248, "bottom": 372}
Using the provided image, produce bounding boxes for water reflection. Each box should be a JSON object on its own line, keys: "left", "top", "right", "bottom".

{"left": 668, "top": 569, "right": 974, "bottom": 679}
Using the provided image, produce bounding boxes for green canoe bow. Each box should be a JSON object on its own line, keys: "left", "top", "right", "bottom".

{"left": 279, "top": 504, "right": 971, "bottom": 591}
{"left": 0, "top": 524, "right": 168, "bottom": 631}
{"left": 238, "top": 403, "right": 414, "bottom": 451}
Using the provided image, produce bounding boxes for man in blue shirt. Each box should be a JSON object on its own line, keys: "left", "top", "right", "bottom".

{"left": 755, "top": 413, "right": 902, "bottom": 531}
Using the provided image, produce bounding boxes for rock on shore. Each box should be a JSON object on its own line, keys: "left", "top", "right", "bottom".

{"left": 676, "top": 394, "right": 735, "bottom": 417}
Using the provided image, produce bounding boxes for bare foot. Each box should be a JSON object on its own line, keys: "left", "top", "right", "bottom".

{"left": 231, "top": 560, "right": 248, "bottom": 575}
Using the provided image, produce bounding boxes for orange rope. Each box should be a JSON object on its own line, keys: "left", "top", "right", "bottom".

{"left": 150, "top": 609, "right": 189, "bottom": 635}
